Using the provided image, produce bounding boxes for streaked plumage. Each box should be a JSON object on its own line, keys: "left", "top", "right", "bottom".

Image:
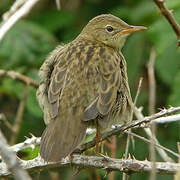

{"left": 36, "top": 14, "right": 146, "bottom": 162}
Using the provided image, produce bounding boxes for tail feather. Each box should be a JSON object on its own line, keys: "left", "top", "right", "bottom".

{"left": 40, "top": 120, "right": 87, "bottom": 162}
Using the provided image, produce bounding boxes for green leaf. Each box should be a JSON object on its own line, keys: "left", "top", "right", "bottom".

{"left": 166, "top": 0, "right": 180, "bottom": 9}
{"left": 20, "top": 146, "right": 39, "bottom": 160}
{"left": 0, "top": 20, "right": 58, "bottom": 70}
{"left": 30, "top": 10, "right": 76, "bottom": 33}
{"left": 147, "top": 8, "right": 180, "bottom": 54}
{"left": 123, "top": 33, "right": 148, "bottom": 89}
{"left": 26, "top": 87, "right": 43, "bottom": 118}
{"left": 168, "top": 71, "right": 180, "bottom": 106}
{"left": 155, "top": 43, "right": 180, "bottom": 86}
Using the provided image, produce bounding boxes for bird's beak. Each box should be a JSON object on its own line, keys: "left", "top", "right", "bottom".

{"left": 117, "top": 26, "right": 147, "bottom": 34}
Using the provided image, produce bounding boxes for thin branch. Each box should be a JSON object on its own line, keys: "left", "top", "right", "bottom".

{"left": 125, "top": 131, "right": 180, "bottom": 159}
{"left": 8, "top": 106, "right": 180, "bottom": 154}
{"left": 10, "top": 87, "right": 29, "bottom": 145}
{"left": 0, "top": 155, "right": 180, "bottom": 177}
{"left": 0, "top": 0, "right": 40, "bottom": 42}
{"left": 123, "top": 78, "right": 143, "bottom": 180}
{"left": 152, "top": 114, "right": 180, "bottom": 124}
{"left": 0, "top": 70, "right": 39, "bottom": 88}
{"left": 147, "top": 48, "right": 156, "bottom": 115}
{"left": 0, "top": 113, "right": 14, "bottom": 133}
{"left": 134, "top": 107, "right": 174, "bottom": 162}
{"left": 153, "top": 0, "right": 180, "bottom": 46}
{"left": 149, "top": 122, "right": 157, "bottom": 180}
{"left": 55, "top": 0, "right": 61, "bottom": 10}
{"left": 75, "top": 106, "right": 180, "bottom": 154}
{"left": 0, "top": 130, "right": 31, "bottom": 180}
{"left": 147, "top": 48, "right": 157, "bottom": 179}
{"left": 11, "top": 135, "right": 40, "bottom": 153}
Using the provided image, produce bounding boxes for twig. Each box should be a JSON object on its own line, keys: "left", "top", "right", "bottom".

{"left": 152, "top": 114, "right": 180, "bottom": 124}
{"left": 11, "top": 135, "right": 40, "bottom": 153}
{"left": 105, "top": 136, "right": 116, "bottom": 180}
{"left": 0, "top": 0, "right": 40, "bottom": 42}
{"left": 55, "top": 0, "right": 61, "bottom": 10}
{"left": 0, "top": 113, "right": 14, "bottom": 133}
{"left": 10, "top": 87, "right": 30, "bottom": 145}
{"left": 147, "top": 48, "right": 156, "bottom": 115}
{"left": 153, "top": 0, "right": 180, "bottom": 46}
{"left": 0, "top": 130, "right": 31, "bottom": 180}
{"left": 75, "top": 106, "right": 180, "bottom": 154}
{"left": 8, "top": 107, "right": 180, "bottom": 155}
{"left": 123, "top": 78, "right": 143, "bottom": 180}
{"left": 147, "top": 48, "right": 157, "bottom": 180}
{"left": 134, "top": 107, "right": 174, "bottom": 162}
{"left": 2, "top": 0, "right": 26, "bottom": 21}
{"left": 0, "top": 70, "right": 39, "bottom": 88}
{"left": 0, "top": 155, "right": 180, "bottom": 177}
{"left": 149, "top": 122, "right": 157, "bottom": 180}
{"left": 125, "top": 131, "right": 180, "bottom": 159}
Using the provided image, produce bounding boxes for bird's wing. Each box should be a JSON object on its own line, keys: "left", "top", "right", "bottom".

{"left": 83, "top": 49, "right": 121, "bottom": 121}
{"left": 36, "top": 45, "right": 68, "bottom": 124}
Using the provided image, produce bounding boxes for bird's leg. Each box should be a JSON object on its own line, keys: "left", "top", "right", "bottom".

{"left": 95, "top": 119, "right": 101, "bottom": 153}
{"left": 68, "top": 154, "right": 73, "bottom": 163}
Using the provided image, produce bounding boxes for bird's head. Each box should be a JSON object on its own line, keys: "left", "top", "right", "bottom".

{"left": 80, "top": 14, "right": 147, "bottom": 50}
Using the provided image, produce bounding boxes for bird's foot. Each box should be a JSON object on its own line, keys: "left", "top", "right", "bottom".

{"left": 68, "top": 154, "right": 73, "bottom": 163}
{"left": 95, "top": 130, "right": 102, "bottom": 153}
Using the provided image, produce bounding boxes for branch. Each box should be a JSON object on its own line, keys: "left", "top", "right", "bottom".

{"left": 0, "top": 107, "right": 179, "bottom": 177}
{"left": 0, "top": 70, "right": 39, "bottom": 88}
{"left": 11, "top": 135, "right": 40, "bottom": 153}
{"left": 0, "top": 0, "right": 40, "bottom": 42}
{"left": 152, "top": 114, "right": 180, "bottom": 124}
{"left": 125, "top": 131, "right": 180, "bottom": 159}
{"left": 9, "top": 107, "right": 180, "bottom": 155}
{"left": 153, "top": 0, "right": 180, "bottom": 46}
{"left": 147, "top": 48, "right": 156, "bottom": 115}
{"left": 0, "top": 155, "right": 180, "bottom": 177}
{"left": 0, "top": 113, "right": 14, "bottom": 133}
{"left": 123, "top": 78, "right": 143, "bottom": 180}
{"left": 76, "top": 106, "right": 180, "bottom": 154}
{"left": 0, "top": 130, "right": 31, "bottom": 180}
{"left": 10, "top": 87, "right": 30, "bottom": 144}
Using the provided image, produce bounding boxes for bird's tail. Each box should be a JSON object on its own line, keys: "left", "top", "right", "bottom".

{"left": 40, "top": 120, "right": 87, "bottom": 162}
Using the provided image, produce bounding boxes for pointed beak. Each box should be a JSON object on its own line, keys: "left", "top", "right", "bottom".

{"left": 117, "top": 25, "right": 147, "bottom": 34}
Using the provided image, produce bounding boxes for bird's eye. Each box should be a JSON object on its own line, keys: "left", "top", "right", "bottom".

{"left": 106, "top": 25, "right": 114, "bottom": 32}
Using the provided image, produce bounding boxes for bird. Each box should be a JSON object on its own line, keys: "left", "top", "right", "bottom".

{"left": 36, "top": 14, "right": 146, "bottom": 162}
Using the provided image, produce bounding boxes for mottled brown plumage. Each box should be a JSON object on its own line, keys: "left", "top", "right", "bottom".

{"left": 36, "top": 14, "right": 146, "bottom": 162}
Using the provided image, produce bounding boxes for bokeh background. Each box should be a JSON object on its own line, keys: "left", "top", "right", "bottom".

{"left": 0, "top": 0, "right": 180, "bottom": 179}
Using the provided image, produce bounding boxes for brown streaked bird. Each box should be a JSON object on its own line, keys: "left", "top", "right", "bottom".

{"left": 36, "top": 14, "right": 146, "bottom": 162}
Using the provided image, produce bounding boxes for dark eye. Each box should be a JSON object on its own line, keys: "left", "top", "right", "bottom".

{"left": 106, "top": 25, "right": 114, "bottom": 32}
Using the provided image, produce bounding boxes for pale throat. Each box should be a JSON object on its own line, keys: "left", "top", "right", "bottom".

{"left": 116, "top": 34, "right": 129, "bottom": 50}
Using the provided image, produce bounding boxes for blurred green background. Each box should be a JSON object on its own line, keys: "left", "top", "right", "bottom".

{"left": 0, "top": 0, "right": 180, "bottom": 179}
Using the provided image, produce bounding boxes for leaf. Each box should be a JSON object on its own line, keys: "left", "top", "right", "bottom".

{"left": 166, "top": 0, "right": 180, "bottom": 9}
{"left": 31, "top": 10, "right": 76, "bottom": 33}
{"left": 155, "top": 43, "right": 180, "bottom": 86}
{"left": 0, "top": 20, "right": 58, "bottom": 70}
{"left": 147, "top": 8, "right": 180, "bottom": 54}
{"left": 123, "top": 33, "right": 148, "bottom": 89}
{"left": 168, "top": 71, "right": 180, "bottom": 106}
{"left": 147, "top": 8, "right": 180, "bottom": 86}
{"left": 26, "top": 87, "right": 43, "bottom": 118}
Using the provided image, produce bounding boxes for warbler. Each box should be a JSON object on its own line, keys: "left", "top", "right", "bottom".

{"left": 36, "top": 14, "right": 146, "bottom": 162}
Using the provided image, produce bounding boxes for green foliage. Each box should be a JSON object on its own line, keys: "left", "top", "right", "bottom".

{"left": 20, "top": 146, "right": 40, "bottom": 160}
{"left": 0, "top": 20, "right": 58, "bottom": 70}
{"left": 31, "top": 10, "right": 76, "bottom": 33}
{"left": 26, "top": 87, "right": 43, "bottom": 118}
{"left": 168, "top": 71, "right": 180, "bottom": 106}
